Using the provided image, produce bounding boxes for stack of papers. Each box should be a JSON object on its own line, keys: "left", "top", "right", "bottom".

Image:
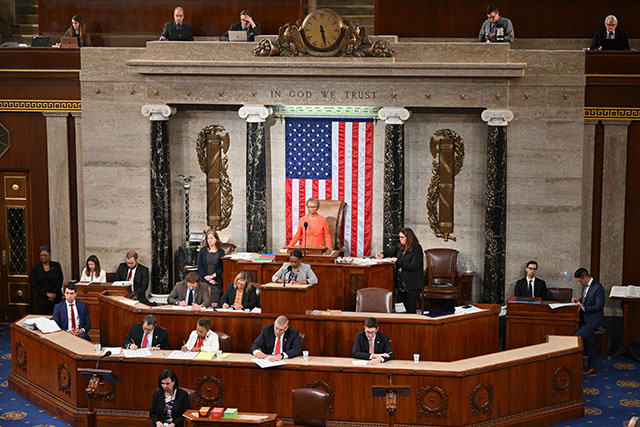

{"left": 33, "top": 317, "right": 61, "bottom": 333}
{"left": 610, "top": 285, "right": 640, "bottom": 298}
{"left": 253, "top": 254, "right": 275, "bottom": 263}
{"left": 226, "top": 252, "right": 254, "bottom": 260}
{"left": 251, "top": 358, "right": 285, "bottom": 368}
{"left": 167, "top": 350, "right": 198, "bottom": 360}
{"left": 123, "top": 348, "right": 152, "bottom": 358}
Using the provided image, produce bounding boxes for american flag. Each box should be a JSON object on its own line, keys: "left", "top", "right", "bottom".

{"left": 285, "top": 117, "right": 374, "bottom": 257}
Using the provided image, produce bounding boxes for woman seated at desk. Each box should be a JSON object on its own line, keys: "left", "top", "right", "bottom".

{"left": 80, "top": 254, "right": 106, "bottom": 282}
{"left": 221, "top": 271, "right": 259, "bottom": 310}
{"left": 62, "top": 15, "right": 91, "bottom": 47}
{"left": 272, "top": 250, "right": 318, "bottom": 285}
{"left": 150, "top": 369, "right": 191, "bottom": 427}
{"left": 181, "top": 317, "right": 219, "bottom": 352}
{"left": 288, "top": 197, "right": 331, "bottom": 252}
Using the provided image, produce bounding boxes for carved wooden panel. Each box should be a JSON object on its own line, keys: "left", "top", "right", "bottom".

{"left": 417, "top": 385, "right": 448, "bottom": 418}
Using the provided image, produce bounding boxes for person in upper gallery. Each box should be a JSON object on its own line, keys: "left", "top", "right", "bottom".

{"left": 167, "top": 271, "right": 211, "bottom": 309}
{"left": 375, "top": 227, "right": 424, "bottom": 314}
{"left": 571, "top": 268, "right": 605, "bottom": 376}
{"left": 80, "top": 254, "right": 106, "bottom": 283}
{"left": 478, "top": 5, "right": 514, "bottom": 43}
{"left": 30, "top": 246, "right": 63, "bottom": 315}
{"left": 113, "top": 250, "right": 154, "bottom": 305}
{"left": 159, "top": 6, "right": 194, "bottom": 41}
{"left": 181, "top": 317, "right": 219, "bottom": 352}
{"left": 61, "top": 15, "right": 91, "bottom": 47}
{"left": 251, "top": 315, "right": 302, "bottom": 361}
{"left": 149, "top": 369, "right": 191, "bottom": 427}
{"left": 513, "top": 260, "right": 547, "bottom": 299}
{"left": 271, "top": 250, "right": 318, "bottom": 285}
{"left": 288, "top": 197, "right": 332, "bottom": 252}
{"left": 220, "top": 271, "right": 259, "bottom": 310}
{"left": 590, "top": 15, "right": 630, "bottom": 51}
{"left": 123, "top": 314, "right": 170, "bottom": 350}
{"left": 52, "top": 283, "right": 91, "bottom": 340}
{"left": 219, "top": 9, "right": 262, "bottom": 42}
{"left": 197, "top": 230, "right": 225, "bottom": 306}
{"left": 352, "top": 317, "right": 393, "bottom": 365}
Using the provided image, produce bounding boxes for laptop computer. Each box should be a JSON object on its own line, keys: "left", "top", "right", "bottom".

{"left": 228, "top": 30, "right": 248, "bottom": 42}
{"left": 60, "top": 37, "right": 79, "bottom": 48}
{"left": 31, "top": 36, "right": 50, "bottom": 47}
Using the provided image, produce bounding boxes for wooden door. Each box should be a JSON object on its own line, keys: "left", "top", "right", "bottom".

{"left": 0, "top": 171, "right": 32, "bottom": 321}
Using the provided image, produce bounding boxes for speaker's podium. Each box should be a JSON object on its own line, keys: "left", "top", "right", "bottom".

{"left": 78, "top": 367, "right": 122, "bottom": 427}
{"left": 283, "top": 245, "right": 338, "bottom": 257}
{"left": 372, "top": 384, "right": 410, "bottom": 427}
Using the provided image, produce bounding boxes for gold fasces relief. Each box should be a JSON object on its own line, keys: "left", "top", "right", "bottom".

{"left": 196, "top": 125, "right": 233, "bottom": 231}
{"left": 426, "top": 129, "right": 465, "bottom": 242}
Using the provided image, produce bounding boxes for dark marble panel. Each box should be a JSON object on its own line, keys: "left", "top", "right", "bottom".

{"left": 483, "top": 125, "right": 507, "bottom": 304}
{"left": 383, "top": 123, "right": 405, "bottom": 253}
{"left": 150, "top": 120, "right": 172, "bottom": 294}
{"left": 174, "top": 242, "right": 198, "bottom": 283}
{"left": 246, "top": 122, "right": 267, "bottom": 253}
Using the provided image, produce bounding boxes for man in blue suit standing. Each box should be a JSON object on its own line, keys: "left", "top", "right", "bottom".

{"left": 572, "top": 268, "right": 605, "bottom": 376}
{"left": 53, "top": 283, "right": 91, "bottom": 340}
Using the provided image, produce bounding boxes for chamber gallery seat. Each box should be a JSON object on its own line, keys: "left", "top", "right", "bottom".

{"left": 292, "top": 387, "right": 330, "bottom": 427}
{"left": 421, "top": 248, "right": 460, "bottom": 312}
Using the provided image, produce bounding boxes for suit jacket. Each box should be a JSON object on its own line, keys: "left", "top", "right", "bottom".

{"left": 220, "top": 283, "right": 259, "bottom": 310}
{"left": 113, "top": 262, "right": 150, "bottom": 303}
{"left": 149, "top": 388, "right": 191, "bottom": 427}
{"left": 160, "top": 21, "right": 194, "bottom": 41}
{"left": 271, "top": 262, "right": 318, "bottom": 285}
{"left": 580, "top": 279, "right": 605, "bottom": 329}
{"left": 591, "top": 28, "right": 630, "bottom": 51}
{"left": 514, "top": 277, "right": 547, "bottom": 299}
{"left": 251, "top": 325, "right": 302, "bottom": 358}
{"left": 220, "top": 21, "right": 262, "bottom": 41}
{"left": 167, "top": 281, "right": 211, "bottom": 306}
{"left": 124, "top": 322, "right": 170, "bottom": 349}
{"left": 52, "top": 299, "right": 91, "bottom": 340}
{"left": 30, "top": 261, "right": 63, "bottom": 308}
{"left": 383, "top": 244, "right": 424, "bottom": 290}
{"left": 352, "top": 331, "right": 394, "bottom": 362}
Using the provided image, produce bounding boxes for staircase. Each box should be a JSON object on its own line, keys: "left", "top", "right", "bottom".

{"left": 316, "top": 0, "right": 375, "bottom": 35}
{"left": 9, "top": 0, "right": 39, "bottom": 44}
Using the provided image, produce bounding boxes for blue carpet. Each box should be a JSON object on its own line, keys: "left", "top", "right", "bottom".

{"left": 0, "top": 323, "right": 638, "bottom": 426}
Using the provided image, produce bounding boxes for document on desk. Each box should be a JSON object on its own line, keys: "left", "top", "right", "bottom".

{"left": 548, "top": 302, "right": 578, "bottom": 309}
{"left": 123, "top": 348, "right": 152, "bottom": 358}
{"left": 33, "top": 317, "right": 61, "bottom": 334}
{"left": 112, "top": 280, "right": 132, "bottom": 287}
{"left": 103, "top": 347, "right": 121, "bottom": 355}
{"left": 352, "top": 360, "right": 369, "bottom": 366}
{"left": 454, "top": 305, "right": 485, "bottom": 315}
{"left": 610, "top": 285, "right": 640, "bottom": 298}
{"left": 251, "top": 358, "right": 285, "bottom": 368}
{"left": 167, "top": 350, "right": 198, "bottom": 360}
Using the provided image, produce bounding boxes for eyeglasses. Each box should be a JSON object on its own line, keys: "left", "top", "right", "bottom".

{"left": 308, "top": 205, "right": 319, "bottom": 209}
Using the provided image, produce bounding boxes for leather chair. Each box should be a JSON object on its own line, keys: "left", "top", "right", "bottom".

{"left": 356, "top": 288, "right": 393, "bottom": 313}
{"left": 546, "top": 287, "right": 573, "bottom": 302}
{"left": 292, "top": 388, "right": 330, "bottom": 427}
{"left": 316, "top": 200, "right": 346, "bottom": 251}
{"left": 215, "top": 331, "right": 231, "bottom": 352}
{"left": 220, "top": 242, "right": 237, "bottom": 254}
{"left": 422, "top": 248, "right": 460, "bottom": 312}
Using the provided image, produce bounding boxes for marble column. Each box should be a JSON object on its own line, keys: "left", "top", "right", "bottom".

{"left": 480, "top": 109, "right": 513, "bottom": 304}
{"left": 378, "top": 107, "right": 410, "bottom": 253}
{"left": 72, "top": 112, "right": 85, "bottom": 270}
{"left": 239, "top": 105, "right": 271, "bottom": 253}
{"left": 141, "top": 104, "right": 175, "bottom": 294}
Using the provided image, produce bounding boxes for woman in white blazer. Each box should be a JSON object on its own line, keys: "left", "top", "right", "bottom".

{"left": 181, "top": 317, "right": 219, "bottom": 352}
{"left": 80, "top": 255, "right": 107, "bottom": 282}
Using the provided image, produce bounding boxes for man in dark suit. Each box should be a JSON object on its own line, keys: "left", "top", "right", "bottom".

{"left": 352, "top": 317, "right": 393, "bottom": 365}
{"left": 514, "top": 260, "right": 547, "bottom": 299}
{"left": 52, "top": 283, "right": 91, "bottom": 340}
{"left": 571, "top": 268, "right": 605, "bottom": 376}
{"left": 113, "top": 251, "right": 153, "bottom": 305}
{"left": 123, "top": 314, "right": 170, "bottom": 350}
{"left": 159, "top": 6, "right": 194, "bottom": 41}
{"left": 251, "top": 315, "right": 302, "bottom": 361}
{"left": 167, "top": 271, "right": 211, "bottom": 307}
{"left": 220, "top": 9, "right": 261, "bottom": 41}
{"left": 591, "top": 15, "right": 630, "bottom": 51}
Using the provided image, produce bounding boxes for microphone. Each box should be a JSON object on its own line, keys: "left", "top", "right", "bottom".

{"left": 95, "top": 350, "right": 112, "bottom": 369}
{"left": 303, "top": 222, "right": 308, "bottom": 256}
{"left": 285, "top": 265, "right": 292, "bottom": 287}
{"left": 387, "top": 373, "right": 393, "bottom": 385}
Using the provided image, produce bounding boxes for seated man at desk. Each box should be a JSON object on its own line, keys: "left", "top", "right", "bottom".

{"left": 220, "top": 9, "right": 261, "bottom": 42}
{"left": 123, "top": 314, "right": 170, "bottom": 350}
{"left": 478, "top": 4, "right": 514, "bottom": 43}
{"left": 167, "top": 271, "right": 211, "bottom": 309}
{"left": 514, "top": 260, "right": 547, "bottom": 299}
{"left": 352, "top": 317, "right": 393, "bottom": 365}
{"left": 271, "top": 250, "right": 318, "bottom": 285}
{"left": 591, "top": 15, "right": 630, "bottom": 51}
{"left": 113, "top": 250, "right": 154, "bottom": 305}
{"left": 159, "top": 6, "right": 194, "bottom": 41}
{"left": 251, "top": 315, "right": 302, "bottom": 361}
{"left": 53, "top": 283, "right": 91, "bottom": 340}
{"left": 288, "top": 197, "right": 332, "bottom": 252}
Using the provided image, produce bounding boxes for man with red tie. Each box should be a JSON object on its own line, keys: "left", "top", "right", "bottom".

{"left": 590, "top": 15, "right": 630, "bottom": 51}
{"left": 352, "top": 317, "right": 393, "bottom": 365}
{"left": 53, "top": 283, "right": 91, "bottom": 340}
{"left": 113, "top": 250, "right": 153, "bottom": 305}
{"left": 123, "top": 314, "right": 170, "bottom": 350}
{"left": 251, "top": 315, "right": 302, "bottom": 361}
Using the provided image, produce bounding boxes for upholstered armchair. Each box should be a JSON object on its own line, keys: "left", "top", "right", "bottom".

{"left": 316, "top": 200, "right": 346, "bottom": 252}
{"left": 292, "top": 388, "right": 330, "bottom": 427}
{"left": 422, "top": 248, "right": 460, "bottom": 312}
{"left": 356, "top": 288, "right": 393, "bottom": 313}
{"left": 546, "top": 287, "right": 573, "bottom": 302}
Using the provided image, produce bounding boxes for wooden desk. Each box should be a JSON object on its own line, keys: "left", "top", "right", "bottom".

{"left": 10, "top": 317, "right": 584, "bottom": 427}
{"left": 99, "top": 292, "right": 499, "bottom": 361}
{"left": 610, "top": 296, "right": 640, "bottom": 361}
{"left": 259, "top": 283, "right": 315, "bottom": 315}
{"left": 75, "top": 283, "right": 130, "bottom": 341}
{"left": 184, "top": 411, "right": 277, "bottom": 426}
{"left": 505, "top": 302, "right": 579, "bottom": 350}
{"left": 224, "top": 257, "right": 394, "bottom": 311}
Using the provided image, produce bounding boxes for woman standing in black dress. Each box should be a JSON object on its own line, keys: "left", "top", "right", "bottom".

{"left": 376, "top": 227, "right": 424, "bottom": 314}
{"left": 197, "top": 230, "right": 225, "bottom": 306}
{"left": 30, "top": 246, "right": 63, "bottom": 314}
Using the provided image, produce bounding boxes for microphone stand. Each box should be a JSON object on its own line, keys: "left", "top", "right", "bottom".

{"left": 303, "top": 222, "right": 308, "bottom": 257}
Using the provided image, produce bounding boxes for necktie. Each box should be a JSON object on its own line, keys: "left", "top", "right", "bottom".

{"left": 608, "top": 32, "right": 613, "bottom": 39}
{"left": 127, "top": 269, "right": 132, "bottom": 281}
{"left": 187, "top": 289, "right": 193, "bottom": 305}
{"left": 141, "top": 332, "right": 149, "bottom": 348}
{"left": 70, "top": 303, "right": 76, "bottom": 329}
{"left": 369, "top": 339, "right": 374, "bottom": 354}
{"left": 529, "top": 280, "right": 534, "bottom": 297}
{"left": 274, "top": 336, "right": 281, "bottom": 355}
